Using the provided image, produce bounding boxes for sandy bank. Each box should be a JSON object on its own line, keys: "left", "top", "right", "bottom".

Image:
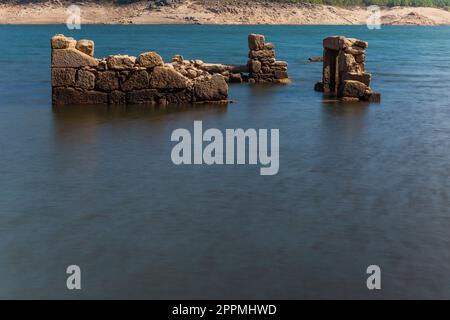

{"left": 1, "top": 1, "right": 450, "bottom": 25}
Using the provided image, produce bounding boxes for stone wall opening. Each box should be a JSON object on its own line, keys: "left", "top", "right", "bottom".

{"left": 323, "top": 48, "right": 339, "bottom": 94}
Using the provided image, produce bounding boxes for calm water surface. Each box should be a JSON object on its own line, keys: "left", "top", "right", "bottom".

{"left": 0, "top": 25, "right": 450, "bottom": 299}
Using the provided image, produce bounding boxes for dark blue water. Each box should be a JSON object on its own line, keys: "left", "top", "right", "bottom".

{"left": 1, "top": 25, "right": 450, "bottom": 299}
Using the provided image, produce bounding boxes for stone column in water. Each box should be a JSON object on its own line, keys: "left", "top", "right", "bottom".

{"left": 247, "top": 34, "right": 289, "bottom": 84}
{"left": 314, "top": 36, "right": 380, "bottom": 102}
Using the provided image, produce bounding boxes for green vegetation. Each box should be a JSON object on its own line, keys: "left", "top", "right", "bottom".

{"left": 278, "top": 0, "right": 450, "bottom": 7}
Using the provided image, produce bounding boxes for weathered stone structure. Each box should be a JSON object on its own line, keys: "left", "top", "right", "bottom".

{"left": 169, "top": 34, "right": 289, "bottom": 85}
{"left": 314, "top": 36, "right": 380, "bottom": 102}
{"left": 51, "top": 33, "right": 290, "bottom": 106}
{"left": 171, "top": 57, "right": 249, "bottom": 84}
{"left": 51, "top": 34, "right": 228, "bottom": 106}
{"left": 247, "top": 34, "right": 289, "bottom": 84}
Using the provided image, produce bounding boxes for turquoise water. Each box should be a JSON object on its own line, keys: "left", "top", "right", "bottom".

{"left": 0, "top": 25, "right": 450, "bottom": 299}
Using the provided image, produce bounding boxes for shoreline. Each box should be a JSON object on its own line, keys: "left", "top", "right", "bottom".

{"left": 1, "top": 1, "right": 450, "bottom": 25}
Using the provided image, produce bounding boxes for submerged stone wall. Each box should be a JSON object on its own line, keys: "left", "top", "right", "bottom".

{"left": 314, "top": 36, "right": 380, "bottom": 102}
{"left": 177, "top": 59, "right": 249, "bottom": 84}
{"left": 170, "top": 34, "right": 290, "bottom": 85}
{"left": 51, "top": 34, "right": 228, "bottom": 106}
{"left": 247, "top": 34, "right": 289, "bottom": 84}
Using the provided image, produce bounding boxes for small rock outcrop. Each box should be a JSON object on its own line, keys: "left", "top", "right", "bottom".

{"left": 308, "top": 56, "right": 323, "bottom": 62}
{"left": 247, "top": 34, "right": 289, "bottom": 84}
{"left": 196, "top": 62, "right": 248, "bottom": 84}
{"left": 51, "top": 34, "right": 228, "bottom": 106}
{"left": 169, "top": 55, "right": 244, "bottom": 84}
{"left": 383, "top": 11, "right": 436, "bottom": 26}
{"left": 314, "top": 36, "right": 380, "bottom": 103}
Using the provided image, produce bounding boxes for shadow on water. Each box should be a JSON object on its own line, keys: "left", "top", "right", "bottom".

{"left": 247, "top": 82, "right": 291, "bottom": 97}
{"left": 51, "top": 102, "right": 229, "bottom": 147}
{"left": 321, "top": 99, "right": 370, "bottom": 118}
{"left": 318, "top": 99, "right": 370, "bottom": 152}
{"left": 52, "top": 102, "right": 229, "bottom": 120}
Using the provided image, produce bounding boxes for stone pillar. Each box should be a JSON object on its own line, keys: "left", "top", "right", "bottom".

{"left": 314, "top": 36, "right": 380, "bottom": 102}
{"left": 247, "top": 34, "right": 289, "bottom": 84}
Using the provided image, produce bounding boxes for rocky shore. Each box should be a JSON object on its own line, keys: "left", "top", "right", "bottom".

{"left": 1, "top": 1, "right": 450, "bottom": 25}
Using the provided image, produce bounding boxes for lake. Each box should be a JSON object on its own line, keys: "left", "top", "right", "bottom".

{"left": 0, "top": 25, "right": 449, "bottom": 299}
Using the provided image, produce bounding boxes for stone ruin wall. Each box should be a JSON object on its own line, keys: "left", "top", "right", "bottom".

{"left": 52, "top": 34, "right": 382, "bottom": 106}
{"left": 51, "top": 33, "right": 289, "bottom": 106}
{"left": 192, "top": 33, "right": 289, "bottom": 84}
{"left": 314, "top": 36, "right": 380, "bottom": 103}
{"left": 51, "top": 34, "right": 229, "bottom": 106}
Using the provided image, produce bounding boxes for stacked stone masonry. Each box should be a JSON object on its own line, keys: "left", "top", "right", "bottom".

{"left": 52, "top": 34, "right": 382, "bottom": 106}
{"left": 170, "top": 34, "right": 290, "bottom": 85}
{"left": 51, "top": 34, "right": 228, "bottom": 106}
{"left": 247, "top": 34, "right": 289, "bottom": 84}
{"left": 314, "top": 36, "right": 381, "bottom": 102}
